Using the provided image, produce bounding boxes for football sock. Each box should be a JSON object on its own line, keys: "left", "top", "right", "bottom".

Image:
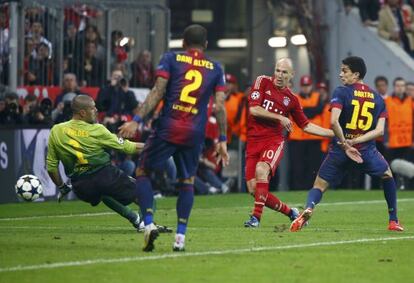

{"left": 253, "top": 181, "right": 268, "bottom": 220}
{"left": 136, "top": 176, "right": 154, "bottom": 225}
{"left": 306, "top": 188, "right": 323, "bottom": 209}
{"left": 382, "top": 178, "right": 398, "bottom": 221}
{"left": 265, "top": 193, "right": 291, "bottom": 216}
{"left": 176, "top": 183, "right": 194, "bottom": 235}
{"left": 101, "top": 196, "right": 138, "bottom": 223}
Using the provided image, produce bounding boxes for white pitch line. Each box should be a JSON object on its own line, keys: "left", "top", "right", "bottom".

{"left": 0, "top": 235, "right": 413, "bottom": 273}
{"left": 0, "top": 198, "right": 413, "bottom": 222}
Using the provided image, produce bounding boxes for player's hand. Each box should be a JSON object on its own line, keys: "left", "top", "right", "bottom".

{"left": 57, "top": 183, "right": 72, "bottom": 203}
{"left": 345, "top": 147, "right": 363, "bottom": 164}
{"left": 279, "top": 116, "right": 293, "bottom": 132}
{"left": 216, "top": 141, "right": 230, "bottom": 167}
{"left": 118, "top": 121, "right": 139, "bottom": 138}
{"left": 338, "top": 141, "right": 363, "bottom": 164}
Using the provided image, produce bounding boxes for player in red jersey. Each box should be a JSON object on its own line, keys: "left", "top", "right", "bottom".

{"left": 244, "top": 58, "right": 335, "bottom": 227}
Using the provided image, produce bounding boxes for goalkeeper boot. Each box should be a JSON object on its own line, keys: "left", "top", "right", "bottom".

{"left": 290, "top": 208, "right": 313, "bottom": 232}
{"left": 173, "top": 233, "right": 185, "bottom": 252}
{"left": 142, "top": 223, "right": 159, "bottom": 252}
{"left": 388, "top": 220, "right": 404, "bottom": 232}
{"left": 244, "top": 215, "right": 260, "bottom": 228}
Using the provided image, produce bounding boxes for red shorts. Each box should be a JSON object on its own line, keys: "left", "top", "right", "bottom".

{"left": 245, "top": 140, "right": 285, "bottom": 181}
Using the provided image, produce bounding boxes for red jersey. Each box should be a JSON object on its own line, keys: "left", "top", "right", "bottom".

{"left": 247, "top": 75, "right": 309, "bottom": 142}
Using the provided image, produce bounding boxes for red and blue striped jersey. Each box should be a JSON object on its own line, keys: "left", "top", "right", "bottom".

{"left": 154, "top": 49, "right": 226, "bottom": 146}
{"left": 330, "top": 83, "right": 387, "bottom": 149}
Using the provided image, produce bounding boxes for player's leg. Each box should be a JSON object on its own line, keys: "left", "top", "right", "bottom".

{"left": 136, "top": 135, "right": 176, "bottom": 251}
{"left": 365, "top": 150, "right": 403, "bottom": 231}
{"left": 101, "top": 196, "right": 140, "bottom": 227}
{"left": 171, "top": 144, "right": 202, "bottom": 251}
{"left": 290, "top": 148, "right": 347, "bottom": 232}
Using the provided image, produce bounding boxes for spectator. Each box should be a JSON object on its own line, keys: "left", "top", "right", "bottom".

{"left": 384, "top": 77, "right": 413, "bottom": 186}
{"left": 84, "top": 25, "right": 105, "bottom": 60}
{"left": 358, "top": 0, "right": 380, "bottom": 26}
{"left": 76, "top": 41, "right": 104, "bottom": 87}
{"left": 22, "top": 94, "right": 52, "bottom": 125}
{"left": 288, "top": 75, "right": 325, "bottom": 190}
{"left": 0, "top": 7, "right": 9, "bottom": 85}
{"left": 224, "top": 73, "right": 247, "bottom": 145}
{"left": 96, "top": 69, "right": 138, "bottom": 132}
{"left": 385, "top": 77, "right": 414, "bottom": 189}
{"left": 316, "top": 82, "right": 332, "bottom": 155}
{"left": 52, "top": 73, "right": 81, "bottom": 122}
{"left": 27, "top": 18, "right": 52, "bottom": 59}
{"left": 1, "top": 92, "right": 23, "bottom": 124}
{"left": 63, "top": 21, "right": 80, "bottom": 61}
{"left": 378, "top": 0, "right": 414, "bottom": 57}
{"left": 375, "top": 75, "right": 389, "bottom": 98}
{"left": 130, "top": 50, "right": 154, "bottom": 88}
{"left": 25, "top": 42, "right": 53, "bottom": 85}
{"left": 406, "top": 81, "right": 414, "bottom": 97}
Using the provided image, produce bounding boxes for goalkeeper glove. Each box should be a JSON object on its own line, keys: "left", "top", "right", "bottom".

{"left": 57, "top": 183, "right": 72, "bottom": 203}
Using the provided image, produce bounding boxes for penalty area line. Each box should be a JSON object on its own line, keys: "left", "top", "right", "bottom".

{"left": 0, "top": 235, "right": 413, "bottom": 273}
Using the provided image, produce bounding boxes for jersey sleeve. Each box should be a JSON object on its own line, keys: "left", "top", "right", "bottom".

{"left": 155, "top": 52, "right": 173, "bottom": 80}
{"left": 378, "top": 98, "right": 388, "bottom": 118}
{"left": 290, "top": 96, "right": 309, "bottom": 128}
{"left": 248, "top": 76, "right": 266, "bottom": 107}
{"left": 96, "top": 124, "right": 138, "bottom": 154}
{"left": 46, "top": 127, "right": 59, "bottom": 172}
{"left": 215, "top": 64, "right": 226, "bottom": 92}
{"left": 330, "top": 87, "right": 346, "bottom": 110}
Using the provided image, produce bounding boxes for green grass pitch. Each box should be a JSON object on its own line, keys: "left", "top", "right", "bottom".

{"left": 0, "top": 190, "right": 413, "bottom": 283}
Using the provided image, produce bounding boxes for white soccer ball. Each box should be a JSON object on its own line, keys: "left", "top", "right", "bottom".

{"left": 15, "top": 174, "right": 43, "bottom": 202}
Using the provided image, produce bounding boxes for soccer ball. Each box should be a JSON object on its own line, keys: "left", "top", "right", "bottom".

{"left": 15, "top": 174, "right": 43, "bottom": 201}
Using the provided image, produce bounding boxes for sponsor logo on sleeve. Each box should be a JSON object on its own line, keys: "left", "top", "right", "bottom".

{"left": 117, "top": 137, "right": 125, "bottom": 145}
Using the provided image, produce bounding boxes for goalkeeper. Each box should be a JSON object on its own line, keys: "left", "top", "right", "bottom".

{"left": 46, "top": 95, "right": 170, "bottom": 233}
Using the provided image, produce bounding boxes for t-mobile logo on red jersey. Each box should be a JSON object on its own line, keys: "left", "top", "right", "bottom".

{"left": 262, "top": 99, "right": 274, "bottom": 110}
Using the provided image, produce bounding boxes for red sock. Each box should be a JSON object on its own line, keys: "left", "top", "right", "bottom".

{"left": 253, "top": 181, "right": 269, "bottom": 220}
{"left": 265, "top": 193, "right": 291, "bottom": 216}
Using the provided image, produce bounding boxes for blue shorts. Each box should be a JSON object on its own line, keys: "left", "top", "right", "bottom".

{"left": 318, "top": 144, "right": 389, "bottom": 187}
{"left": 139, "top": 132, "right": 203, "bottom": 179}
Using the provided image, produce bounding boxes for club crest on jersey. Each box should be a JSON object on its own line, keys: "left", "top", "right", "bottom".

{"left": 283, "top": 96, "right": 290, "bottom": 106}
{"left": 251, "top": 91, "right": 260, "bottom": 100}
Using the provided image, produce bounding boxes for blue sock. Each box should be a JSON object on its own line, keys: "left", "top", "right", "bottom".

{"left": 176, "top": 183, "right": 194, "bottom": 235}
{"left": 383, "top": 178, "right": 398, "bottom": 221}
{"left": 306, "top": 188, "right": 323, "bottom": 209}
{"left": 136, "top": 176, "right": 154, "bottom": 225}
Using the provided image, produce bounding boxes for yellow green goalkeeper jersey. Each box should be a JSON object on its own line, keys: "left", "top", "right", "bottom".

{"left": 47, "top": 119, "right": 138, "bottom": 177}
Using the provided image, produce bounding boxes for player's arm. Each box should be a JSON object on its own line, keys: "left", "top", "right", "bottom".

{"left": 118, "top": 77, "right": 168, "bottom": 138}
{"left": 330, "top": 107, "right": 347, "bottom": 143}
{"left": 303, "top": 122, "right": 334, "bottom": 138}
{"left": 348, "top": 117, "right": 385, "bottom": 145}
{"left": 98, "top": 124, "right": 145, "bottom": 154}
{"left": 249, "top": 106, "right": 293, "bottom": 132}
{"left": 331, "top": 107, "right": 363, "bottom": 163}
{"left": 214, "top": 90, "right": 230, "bottom": 166}
{"left": 46, "top": 130, "right": 71, "bottom": 202}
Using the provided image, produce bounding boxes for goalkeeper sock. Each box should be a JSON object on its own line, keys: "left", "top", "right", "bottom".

{"left": 383, "top": 178, "right": 398, "bottom": 221}
{"left": 101, "top": 196, "right": 138, "bottom": 223}
{"left": 265, "top": 193, "right": 291, "bottom": 216}
{"left": 252, "top": 181, "right": 268, "bottom": 220}
{"left": 176, "top": 183, "right": 194, "bottom": 235}
{"left": 136, "top": 176, "right": 154, "bottom": 225}
{"left": 306, "top": 188, "right": 323, "bottom": 209}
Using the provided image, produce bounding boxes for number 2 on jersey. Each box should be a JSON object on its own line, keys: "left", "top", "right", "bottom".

{"left": 68, "top": 139, "right": 88, "bottom": 164}
{"left": 180, "top": 69, "right": 202, "bottom": 105}
{"left": 345, "top": 99, "right": 374, "bottom": 130}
